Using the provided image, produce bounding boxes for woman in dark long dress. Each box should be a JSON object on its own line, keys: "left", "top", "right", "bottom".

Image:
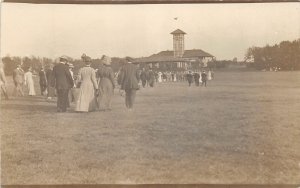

{"left": 97, "top": 55, "right": 115, "bottom": 111}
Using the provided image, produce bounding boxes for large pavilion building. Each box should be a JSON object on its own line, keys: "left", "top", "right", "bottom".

{"left": 134, "top": 29, "right": 215, "bottom": 70}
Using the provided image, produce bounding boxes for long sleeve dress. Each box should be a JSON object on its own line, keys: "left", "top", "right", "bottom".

{"left": 97, "top": 65, "right": 115, "bottom": 110}
{"left": 75, "top": 66, "right": 98, "bottom": 112}
{"left": 24, "top": 71, "right": 36, "bottom": 96}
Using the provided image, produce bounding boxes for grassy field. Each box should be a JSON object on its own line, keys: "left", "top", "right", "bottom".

{"left": 1, "top": 71, "right": 300, "bottom": 185}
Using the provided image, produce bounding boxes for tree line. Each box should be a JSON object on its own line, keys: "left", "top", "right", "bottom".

{"left": 1, "top": 55, "right": 127, "bottom": 76}
{"left": 245, "top": 39, "right": 300, "bottom": 70}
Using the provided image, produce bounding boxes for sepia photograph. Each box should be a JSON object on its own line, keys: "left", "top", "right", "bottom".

{"left": 0, "top": 2, "right": 300, "bottom": 187}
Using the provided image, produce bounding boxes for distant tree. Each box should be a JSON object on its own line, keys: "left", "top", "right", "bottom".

{"left": 245, "top": 39, "right": 300, "bottom": 70}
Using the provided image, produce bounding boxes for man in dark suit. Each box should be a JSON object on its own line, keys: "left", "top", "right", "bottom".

{"left": 140, "top": 68, "right": 147, "bottom": 88}
{"left": 118, "top": 57, "right": 140, "bottom": 110}
{"left": 201, "top": 70, "right": 207, "bottom": 87}
{"left": 52, "top": 56, "right": 74, "bottom": 112}
{"left": 39, "top": 67, "right": 47, "bottom": 95}
{"left": 193, "top": 71, "right": 200, "bottom": 86}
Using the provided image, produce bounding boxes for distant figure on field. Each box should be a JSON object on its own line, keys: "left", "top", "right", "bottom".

{"left": 39, "top": 67, "right": 47, "bottom": 95}
{"left": 0, "top": 62, "right": 9, "bottom": 100}
{"left": 207, "top": 70, "right": 212, "bottom": 81}
{"left": 68, "top": 63, "right": 76, "bottom": 104}
{"left": 118, "top": 57, "right": 140, "bottom": 110}
{"left": 193, "top": 71, "right": 200, "bottom": 86}
{"left": 157, "top": 72, "right": 162, "bottom": 83}
{"left": 148, "top": 68, "right": 155, "bottom": 87}
{"left": 13, "top": 64, "right": 25, "bottom": 96}
{"left": 52, "top": 55, "right": 74, "bottom": 112}
{"left": 24, "top": 67, "right": 36, "bottom": 96}
{"left": 140, "top": 68, "right": 147, "bottom": 88}
{"left": 45, "top": 64, "right": 55, "bottom": 100}
{"left": 97, "top": 55, "right": 115, "bottom": 111}
{"left": 201, "top": 70, "right": 207, "bottom": 87}
{"left": 75, "top": 54, "right": 98, "bottom": 112}
{"left": 186, "top": 71, "right": 193, "bottom": 87}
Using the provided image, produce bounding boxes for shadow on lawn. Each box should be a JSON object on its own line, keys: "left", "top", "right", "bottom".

{"left": 1, "top": 96, "right": 58, "bottom": 113}
{"left": 1, "top": 103, "right": 57, "bottom": 113}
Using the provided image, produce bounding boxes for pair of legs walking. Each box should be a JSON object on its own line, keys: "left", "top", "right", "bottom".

{"left": 125, "top": 89, "right": 136, "bottom": 109}
{"left": 14, "top": 83, "right": 24, "bottom": 96}
{"left": 56, "top": 89, "right": 69, "bottom": 112}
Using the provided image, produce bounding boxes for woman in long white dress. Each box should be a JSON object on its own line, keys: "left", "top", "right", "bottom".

{"left": 157, "top": 72, "right": 162, "bottom": 83}
{"left": 24, "top": 67, "right": 36, "bottom": 96}
{"left": 75, "top": 55, "right": 98, "bottom": 112}
{"left": 199, "top": 71, "right": 202, "bottom": 83}
{"left": 207, "top": 70, "right": 212, "bottom": 81}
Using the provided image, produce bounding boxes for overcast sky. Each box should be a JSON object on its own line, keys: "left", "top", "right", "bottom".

{"left": 1, "top": 3, "right": 299, "bottom": 60}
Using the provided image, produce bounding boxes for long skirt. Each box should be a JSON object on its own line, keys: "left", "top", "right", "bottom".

{"left": 98, "top": 78, "right": 114, "bottom": 110}
{"left": 75, "top": 82, "right": 97, "bottom": 112}
{"left": 26, "top": 80, "right": 36, "bottom": 96}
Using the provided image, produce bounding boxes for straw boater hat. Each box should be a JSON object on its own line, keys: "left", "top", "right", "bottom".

{"left": 59, "top": 55, "right": 69, "bottom": 62}
{"left": 101, "top": 55, "right": 111, "bottom": 66}
{"left": 125, "top": 57, "right": 134, "bottom": 63}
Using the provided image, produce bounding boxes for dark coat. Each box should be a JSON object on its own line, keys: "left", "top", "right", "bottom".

{"left": 140, "top": 71, "right": 147, "bottom": 81}
{"left": 39, "top": 70, "right": 47, "bottom": 85}
{"left": 193, "top": 73, "right": 200, "bottom": 82}
{"left": 52, "top": 63, "right": 74, "bottom": 90}
{"left": 119, "top": 63, "right": 140, "bottom": 90}
{"left": 201, "top": 73, "right": 207, "bottom": 81}
{"left": 186, "top": 73, "right": 193, "bottom": 83}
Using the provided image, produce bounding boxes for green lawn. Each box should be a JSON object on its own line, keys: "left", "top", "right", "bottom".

{"left": 1, "top": 71, "right": 300, "bottom": 184}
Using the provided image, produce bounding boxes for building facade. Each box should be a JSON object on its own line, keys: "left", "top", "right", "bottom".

{"left": 134, "top": 29, "right": 215, "bottom": 71}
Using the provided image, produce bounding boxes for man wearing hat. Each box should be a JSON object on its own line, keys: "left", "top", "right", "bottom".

{"left": 13, "top": 64, "right": 25, "bottom": 96}
{"left": 193, "top": 71, "right": 200, "bottom": 86}
{"left": 0, "top": 61, "right": 9, "bottom": 100}
{"left": 118, "top": 57, "right": 140, "bottom": 110}
{"left": 97, "top": 55, "right": 115, "bottom": 111}
{"left": 52, "top": 55, "right": 74, "bottom": 112}
{"left": 39, "top": 67, "right": 47, "bottom": 95}
{"left": 186, "top": 70, "right": 193, "bottom": 87}
{"left": 201, "top": 70, "right": 207, "bottom": 87}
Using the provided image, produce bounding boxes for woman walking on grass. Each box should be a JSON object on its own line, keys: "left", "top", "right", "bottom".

{"left": 24, "top": 67, "right": 36, "bottom": 96}
{"left": 75, "top": 54, "right": 99, "bottom": 112}
{"left": 97, "top": 55, "right": 115, "bottom": 111}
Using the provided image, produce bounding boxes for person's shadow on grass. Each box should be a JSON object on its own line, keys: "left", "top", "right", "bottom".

{"left": 1, "top": 96, "right": 58, "bottom": 113}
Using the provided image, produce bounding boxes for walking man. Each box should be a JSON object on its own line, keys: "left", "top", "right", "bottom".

{"left": 12, "top": 64, "right": 25, "bottom": 96}
{"left": 52, "top": 56, "right": 74, "bottom": 112}
{"left": 0, "top": 61, "right": 9, "bottom": 100}
{"left": 39, "top": 67, "right": 47, "bottom": 95}
{"left": 193, "top": 71, "right": 200, "bottom": 86}
{"left": 186, "top": 71, "right": 193, "bottom": 87}
{"left": 140, "top": 68, "right": 147, "bottom": 88}
{"left": 118, "top": 57, "right": 140, "bottom": 110}
{"left": 201, "top": 70, "right": 207, "bottom": 87}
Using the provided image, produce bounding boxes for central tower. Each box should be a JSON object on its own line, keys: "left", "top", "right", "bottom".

{"left": 171, "top": 29, "right": 186, "bottom": 58}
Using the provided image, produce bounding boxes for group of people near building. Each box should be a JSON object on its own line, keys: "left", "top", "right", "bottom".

{"left": 186, "top": 70, "right": 214, "bottom": 87}
{"left": 139, "top": 68, "right": 156, "bottom": 88}
{"left": 1, "top": 56, "right": 215, "bottom": 112}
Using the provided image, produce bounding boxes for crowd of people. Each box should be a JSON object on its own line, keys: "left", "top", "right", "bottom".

{"left": 0, "top": 55, "right": 215, "bottom": 112}
{"left": 138, "top": 69, "right": 214, "bottom": 87}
